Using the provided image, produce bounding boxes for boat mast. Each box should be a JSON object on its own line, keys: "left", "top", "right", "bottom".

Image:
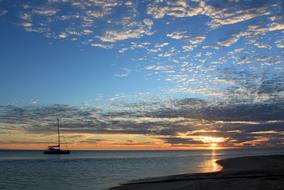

{"left": 57, "top": 118, "right": 60, "bottom": 148}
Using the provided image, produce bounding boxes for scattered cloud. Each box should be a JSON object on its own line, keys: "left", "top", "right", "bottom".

{"left": 114, "top": 68, "right": 131, "bottom": 78}
{"left": 217, "top": 36, "right": 240, "bottom": 47}
{"left": 1, "top": 98, "right": 284, "bottom": 148}
{"left": 0, "top": 10, "right": 7, "bottom": 16}
{"left": 0, "top": 0, "right": 283, "bottom": 148}
{"left": 167, "top": 31, "right": 189, "bottom": 40}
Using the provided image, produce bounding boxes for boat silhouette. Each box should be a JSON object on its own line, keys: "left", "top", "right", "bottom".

{"left": 44, "top": 118, "right": 70, "bottom": 154}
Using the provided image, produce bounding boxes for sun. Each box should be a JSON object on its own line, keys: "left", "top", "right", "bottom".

{"left": 195, "top": 136, "right": 225, "bottom": 149}
{"left": 210, "top": 143, "right": 217, "bottom": 149}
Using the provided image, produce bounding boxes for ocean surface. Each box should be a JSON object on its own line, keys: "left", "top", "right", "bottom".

{"left": 0, "top": 149, "right": 283, "bottom": 190}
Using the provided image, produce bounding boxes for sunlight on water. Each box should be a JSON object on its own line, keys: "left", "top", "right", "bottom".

{"left": 198, "top": 149, "right": 222, "bottom": 173}
{"left": 0, "top": 149, "right": 283, "bottom": 190}
{"left": 211, "top": 149, "right": 222, "bottom": 172}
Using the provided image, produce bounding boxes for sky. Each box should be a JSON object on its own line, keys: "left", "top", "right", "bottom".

{"left": 0, "top": 0, "right": 283, "bottom": 150}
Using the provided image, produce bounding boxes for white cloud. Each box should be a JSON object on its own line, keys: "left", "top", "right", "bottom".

{"left": 253, "top": 41, "right": 271, "bottom": 49}
{"left": 147, "top": 0, "right": 277, "bottom": 30}
{"left": 269, "top": 23, "right": 284, "bottom": 32}
{"left": 188, "top": 36, "right": 206, "bottom": 45}
{"left": 147, "top": 0, "right": 205, "bottom": 19}
{"left": 275, "top": 39, "right": 284, "bottom": 48}
{"left": 0, "top": 10, "right": 7, "bottom": 16}
{"left": 182, "top": 45, "right": 194, "bottom": 51}
{"left": 145, "top": 65, "right": 172, "bottom": 71}
{"left": 22, "top": 22, "right": 32, "bottom": 27}
{"left": 32, "top": 8, "right": 57, "bottom": 16}
{"left": 155, "top": 42, "right": 169, "bottom": 48}
{"left": 97, "top": 27, "right": 151, "bottom": 42}
{"left": 83, "top": 29, "right": 93, "bottom": 34}
{"left": 217, "top": 36, "right": 240, "bottom": 47}
{"left": 58, "top": 32, "right": 67, "bottom": 38}
{"left": 87, "top": 10, "right": 105, "bottom": 18}
{"left": 8, "top": 0, "right": 154, "bottom": 47}
{"left": 114, "top": 68, "right": 131, "bottom": 78}
{"left": 143, "top": 18, "right": 154, "bottom": 27}
{"left": 91, "top": 43, "right": 113, "bottom": 49}
{"left": 167, "top": 31, "right": 189, "bottom": 40}
{"left": 207, "top": 6, "right": 271, "bottom": 29}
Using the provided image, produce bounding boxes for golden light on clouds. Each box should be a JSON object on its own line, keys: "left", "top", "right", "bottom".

{"left": 196, "top": 136, "right": 226, "bottom": 150}
{"left": 0, "top": 132, "right": 229, "bottom": 150}
{"left": 210, "top": 143, "right": 217, "bottom": 149}
{"left": 197, "top": 136, "right": 226, "bottom": 143}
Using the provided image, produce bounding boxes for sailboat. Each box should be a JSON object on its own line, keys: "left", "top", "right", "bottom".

{"left": 44, "top": 118, "right": 70, "bottom": 154}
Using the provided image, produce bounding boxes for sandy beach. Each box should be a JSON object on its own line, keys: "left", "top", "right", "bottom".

{"left": 110, "top": 155, "right": 284, "bottom": 190}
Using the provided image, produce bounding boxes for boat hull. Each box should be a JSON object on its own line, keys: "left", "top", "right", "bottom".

{"left": 44, "top": 150, "right": 70, "bottom": 154}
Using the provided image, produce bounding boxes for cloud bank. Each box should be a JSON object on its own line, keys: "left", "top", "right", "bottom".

{"left": 0, "top": 97, "right": 283, "bottom": 148}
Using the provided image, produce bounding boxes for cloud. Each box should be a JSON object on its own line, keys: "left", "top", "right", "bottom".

{"left": 0, "top": 10, "right": 7, "bottom": 16}
{"left": 147, "top": 0, "right": 279, "bottom": 29}
{"left": 90, "top": 42, "right": 113, "bottom": 49}
{"left": 217, "top": 36, "right": 240, "bottom": 47}
{"left": 1, "top": 97, "right": 284, "bottom": 148}
{"left": 147, "top": 0, "right": 205, "bottom": 19}
{"left": 145, "top": 65, "right": 173, "bottom": 71}
{"left": 0, "top": 0, "right": 283, "bottom": 149}
{"left": 275, "top": 38, "right": 284, "bottom": 48}
{"left": 206, "top": 4, "right": 272, "bottom": 29}
{"left": 32, "top": 8, "right": 57, "bottom": 16}
{"left": 188, "top": 36, "right": 206, "bottom": 45}
{"left": 114, "top": 68, "right": 131, "bottom": 78}
{"left": 96, "top": 25, "right": 152, "bottom": 42}
{"left": 0, "top": 0, "right": 154, "bottom": 47}
{"left": 167, "top": 31, "right": 189, "bottom": 40}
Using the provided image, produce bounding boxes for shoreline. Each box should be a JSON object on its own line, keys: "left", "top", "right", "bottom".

{"left": 110, "top": 155, "right": 284, "bottom": 190}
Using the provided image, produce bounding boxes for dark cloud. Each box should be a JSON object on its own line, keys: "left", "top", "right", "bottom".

{"left": 160, "top": 137, "right": 202, "bottom": 145}
{"left": 258, "top": 73, "right": 284, "bottom": 94}
{"left": 152, "top": 100, "right": 284, "bottom": 121}
{"left": 0, "top": 97, "right": 284, "bottom": 148}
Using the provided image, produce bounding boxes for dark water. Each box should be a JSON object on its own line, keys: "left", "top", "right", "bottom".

{"left": 0, "top": 149, "right": 283, "bottom": 190}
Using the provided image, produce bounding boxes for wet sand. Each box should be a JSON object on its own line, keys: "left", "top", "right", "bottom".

{"left": 110, "top": 155, "right": 284, "bottom": 190}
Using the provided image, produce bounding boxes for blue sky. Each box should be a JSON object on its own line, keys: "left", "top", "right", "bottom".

{"left": 0, "top": 22, "right": 153, "bottom": 105}
{"left": 0, "top": 0, "right": 283, "bottom": 149}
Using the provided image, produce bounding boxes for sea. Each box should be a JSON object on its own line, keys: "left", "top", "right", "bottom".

{"left": 0, "top": 149, "right": 283, "bottom": 190}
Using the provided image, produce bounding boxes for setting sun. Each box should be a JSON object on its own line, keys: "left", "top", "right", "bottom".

{"left": 210, "top": 143, "right": 217, "bottom": 149}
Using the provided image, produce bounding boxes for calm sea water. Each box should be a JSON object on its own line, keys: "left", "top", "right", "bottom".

{"left": 0, "top": 149, "right": 283, "bottom": 190}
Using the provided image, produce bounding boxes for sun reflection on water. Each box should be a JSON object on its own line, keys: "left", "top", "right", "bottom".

{"left": 199, "top": 149, "right": 222, "bottom": 173}
{"left": 211, "top": 149, "right": 221, "bottom": 172}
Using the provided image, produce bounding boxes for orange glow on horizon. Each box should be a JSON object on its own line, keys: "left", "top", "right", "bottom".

{"left": 0, "top": 142, "right": 234, "bottom": 150}
{"left": 0, "top": 132, "right": 234, "bottom": 150}
{"left": 210, "top": 143, "right": 218, "bottom": 149}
